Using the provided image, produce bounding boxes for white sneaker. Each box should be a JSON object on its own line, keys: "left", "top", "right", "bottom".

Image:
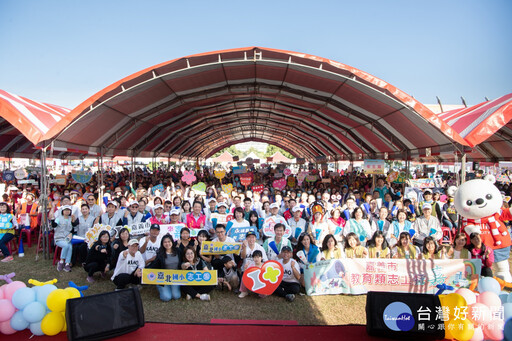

{"left": 199, "top": 294, "right": 210, "bottom": 301}
{"left": 238, "top": 292, "right": 249, "bottom": 298}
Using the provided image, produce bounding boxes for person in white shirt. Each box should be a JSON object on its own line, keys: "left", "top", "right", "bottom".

{"left": 412, "top": 203, "right": 442, "bottom": 247}
{"left": 287, "top": 206, "right": 307, "bottom": 246}
{"left": 240, "top": 231, "right": 267, "bottom": 270}
{"left": 276, "top": 246, "right": 301, "bottom": 302}
{"left": 111, "top": 239, "right": 145, "bottom": 290}
{"left": 139, "top": 224, "right": 162, "bottom": 265}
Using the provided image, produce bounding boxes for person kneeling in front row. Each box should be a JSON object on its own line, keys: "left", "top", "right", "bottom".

{"left": 275, "top": 246, "right": 301, "bottom": 302}
{"left": 111, "top": 239, "right": 145, "bottom": 290}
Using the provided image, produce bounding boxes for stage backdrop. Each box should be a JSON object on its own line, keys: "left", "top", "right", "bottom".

{"left": 305, "top": 259, "right": 481, "bottom": 296}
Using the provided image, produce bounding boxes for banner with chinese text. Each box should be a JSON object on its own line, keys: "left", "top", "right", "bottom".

{"left": 304, "top": 259, "right": 481, "bottom": 296}
{"left": 142, "top": 269, "right": 217, "bottom": 286}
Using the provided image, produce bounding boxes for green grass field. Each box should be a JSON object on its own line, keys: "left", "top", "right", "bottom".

{"left": 1, "top": 245, "right": 366, "bottom": 325}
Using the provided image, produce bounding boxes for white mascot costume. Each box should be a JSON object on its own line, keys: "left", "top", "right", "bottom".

{"left": 448, "top": 175, "right": 512, "bottom": 281}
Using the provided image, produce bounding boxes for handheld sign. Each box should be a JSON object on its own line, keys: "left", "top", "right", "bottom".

{"left": 181, "top": 171, "right": 196, "bottom": 185}
{"left": 159, "top": 224, "right": 199, "bottom": 240}
{"left": 85, "top": 224, "right": 114, "bottom": 248}
{"left": 214, "top": 170, "right": 226, "bottom": 180}
{"left": 262, "top": 216, "right": 292, "bottom": 238}
{"left": 228, "top": 226, "right": 260, "bottom": 242}
{"left": 142, "top": 269, "right": 217, "bottom": 286}
{"left": 201, "top": 241, "right": 242, "bottom": 255}
{"left": 242, "top": 260, "right": 284, "bottom": 295}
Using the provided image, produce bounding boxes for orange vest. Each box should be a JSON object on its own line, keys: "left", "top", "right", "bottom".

{"left": 18, "top": 202, "right": 38, "bottom": 228}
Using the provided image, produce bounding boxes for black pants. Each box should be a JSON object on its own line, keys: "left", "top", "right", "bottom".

{"left": 71, "top": 243, "right": 88, "bottom": 265}
{"left": 113, "top": 273, "right": 141, "bottom": 289}
{"left": 274, "top": 281, "right": 301, "bottom": 297}
{"left": 84, "top": 262, "right": 105, "bottom": 277}
{"left": 181, "top": 285, "right": 215, "bottom": 298}
{"left": 482, "top": 266, "right": 493, "bottom": 277}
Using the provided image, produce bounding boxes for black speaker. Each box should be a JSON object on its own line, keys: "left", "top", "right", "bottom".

{"left": 366, "top": 291, "right": 445, "bottom": 340}
{"left": 66, "top": 288, "right": 145, "bottom": 341}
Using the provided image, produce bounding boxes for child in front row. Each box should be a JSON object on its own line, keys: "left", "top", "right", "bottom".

{"left": 238, "top": 250, "right": 266, "bottom": 298}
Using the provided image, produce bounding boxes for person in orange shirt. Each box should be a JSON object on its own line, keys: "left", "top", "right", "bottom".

{"left": 17, "top": 192, "right": 39, "bottom": 230}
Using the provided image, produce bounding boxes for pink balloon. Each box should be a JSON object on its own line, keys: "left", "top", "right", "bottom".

{"left": 468, "top": 303, "right": 491, "bottom": 326}
{"left": 0, "top": 285, "right": 4, "bottom": 300}
{"left": 456, "top": 288, "right": 477, "bottom": 305}
{"left": 0, "top": 299, "right": 15, "bottom": 322}
{"left": 477, "top": 292, "right": 502, "bottom": 309}
{"left": 483, "top": 319, "right": 504, "bottom": 341}
{"left": 469, "top": 326, "right": 484, "bottom": 341}
{"left": 0, "top": 320, "right": 16, "bottom": 335}
{"left": 3, "top": 281, "right": 26, "bottom": 301}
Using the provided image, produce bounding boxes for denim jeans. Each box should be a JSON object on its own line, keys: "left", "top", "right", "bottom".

{"left": 157, "top": 285, "right": 181, "bottom": 301}
{"left": 55, "top": 240, "right": 73, "bottom": 263}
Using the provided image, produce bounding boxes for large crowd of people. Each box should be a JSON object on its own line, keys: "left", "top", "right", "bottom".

{"left": 0, "top": 165, "right": 511, "bottom": 302}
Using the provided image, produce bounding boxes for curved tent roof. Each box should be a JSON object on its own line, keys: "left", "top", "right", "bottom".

{"left": 436, "top": 93, "right": 512, "bottom": 161}
{"left": 44, "top": 47, "right": 467, "bottom": 160}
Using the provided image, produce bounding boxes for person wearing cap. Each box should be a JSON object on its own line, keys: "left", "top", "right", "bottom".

{"left": 95, "top": 201, "right": 123, "bottom": 226}
{"left": 16, "top": 191, "right": 39, "bottom": 230}
{"left": 122, "top": 200, "right": 146, "bottom": 225}
{"left": 139, "top": 224, "right": 162, "bottom": 265}
{"left": 0, "top": 201, "right": 18, "bottom": 262}
{"left": 288, "top": 206, "right": 308, "bottom": 245}
{"left": 263, "top": 223, "right": 292, "bottom": 261}
{"left": 412, "top": 202, "right": 442, "bottom": 247}
{"left": 275, "top": 245, "right": 301, "bottom": 302}
{"left": 240, "top": 230, "right": 267, "bottom": 270}
{"left": 203, "top": 198, "right": 218, "bottom": 233}
{"left": 49, "top": 205, "right": 79, "bottom": 272}
{"left": 263, "top": 202, "right": 290, "bottom": 235}
{"left": 149, "top": 204, "right": 169, "bottom": 225}
{"left": 168, "top": 208, "right": 183, "bottom": 225}
{"left": 209, "top": 202, "right": 231, "bottom": 235}
{"left": 55, "top": 195, "right": 80, "bottom": 220}
{"left": 417, "top": 189, "right": 434, "bottom": 216}
{"left": 111, "top": 239, "right": 145, "bottom": 290}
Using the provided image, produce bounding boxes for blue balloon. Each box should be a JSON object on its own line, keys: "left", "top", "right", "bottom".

{"left": 507, "top": 292, "right": 512, "bottom": 303}
{"left": 504, "top": 318, "right": 512, "bottom": 341}
{"left": 504, "top": 303, "right": 512, "bottom": 321}
{"left": 29, "top": 321, "right": 44, "bottom": 336}
{"left": 22, "top": 301, "right": 46, "bottom": 323}
{"left": 12, "top": 287, "right": 36, "bottom": 310}
{"left": 10, "top": 311, "right": 29, "bottom": 331}
{"left": 478, "top": 277, "right": 501, "bottom": 295}
{"left": 36, "top": 284, "right": 57, "bottom": 306}
{"left": 408, "top": 229, "right": 415, "bottom": 237}
{"left": 501, "top": 291, "right": 509, "bottom": 305}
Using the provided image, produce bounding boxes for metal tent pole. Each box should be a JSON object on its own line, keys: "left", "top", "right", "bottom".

{"left": 38, "top": 148, "right": 50, "bottom": 260}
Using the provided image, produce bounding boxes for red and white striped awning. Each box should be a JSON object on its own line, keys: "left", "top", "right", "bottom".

{"left": 44, "top": 46, "right": 468, "bottom": 161}
{"left": 436, "top": 93, "right": 512, "bottom": 161}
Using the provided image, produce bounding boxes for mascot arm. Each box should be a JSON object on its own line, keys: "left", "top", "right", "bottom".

{"left": 463, "top": 224, "right": 481, "bottom": 236}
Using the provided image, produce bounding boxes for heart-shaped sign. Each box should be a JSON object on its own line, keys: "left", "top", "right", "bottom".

{"left": 222, "top": 183, "right": 233, "bottom": 194}
{"left": 214, "top": 170, "right": 226, "bottom": 180}
{"left": 242, "top": 260, "right": 284, "bottom": 295}
{"left": 192, "top": 182, "right": 206, "bottom": 192}
{"left": 181, "top": 171, "right": 196, "bottom": 185}
{"left": 297, "top": 171, "right": 308, "bottom": 185}
{"left": 283, "top": 168, "right": 292, "bottom": 177}
{"left": 240, "top": 176, "right": 252, "bottom": 186}
{"left": 273, "top": 178, "right": 286, "bottom": 190}
{"left": 252, "top": 185, "right": 264, "bottom": 193}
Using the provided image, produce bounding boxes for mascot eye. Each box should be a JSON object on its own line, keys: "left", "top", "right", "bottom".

{"left": 485, "top": 194, "right": 492, "bottom": 200}
{"left": 466, "top": 200, "right": 473, "bottom": 206}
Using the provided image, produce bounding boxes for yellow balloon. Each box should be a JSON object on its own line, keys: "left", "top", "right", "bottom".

{"left": 447, "top": 318, "right": 474, "bottom": 341}
{"left": 440, "top": 293, "right": 467, "bottom": 320}
{"left": 444, "top": 321, "right": 454, "bottom": 340}
{"left": 46, "top": 289, "right": 70, "bottom": 312}
{"left": 61, "top": 312, "right": 67, "bottom": 332}
{"left": 41, "top": 311, "right": 65, "bottom": 336}
{"left": 64, "top": 287, "right": 81, "bottom": 299}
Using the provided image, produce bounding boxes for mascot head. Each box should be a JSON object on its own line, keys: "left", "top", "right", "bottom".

{"left": 448, "top": 175, "right": 502, "bottom": 220}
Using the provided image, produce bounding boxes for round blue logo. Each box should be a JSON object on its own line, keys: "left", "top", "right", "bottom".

{"left": 147, "top": 272, "right": 156, "bottom": 281}
{"left": 383, "top": 302, "right": 415, "bottom": 331}
{"left": 203, "top": 272, "right": 211, "bottom": 281}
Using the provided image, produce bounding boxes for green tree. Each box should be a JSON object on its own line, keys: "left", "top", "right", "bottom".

{"left": 265, "top": 145, "right": 295, "bottom": 158}
{"left": 212, "top": 145, "right": 243, "bottom": 158}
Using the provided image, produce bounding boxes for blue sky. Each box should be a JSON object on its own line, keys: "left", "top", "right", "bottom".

{"left": 0, "top": 0, "right": 511, "bottom": 109}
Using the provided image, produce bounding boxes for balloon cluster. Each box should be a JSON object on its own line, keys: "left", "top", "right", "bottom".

{"left": 439, "top": 277, "right": 508, "bottom": 341}
{"left": 0, "top": 274, "right": 85, "bottom": 337}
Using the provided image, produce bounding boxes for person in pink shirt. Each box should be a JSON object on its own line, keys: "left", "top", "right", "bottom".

{"left": 150, "top": 204, "right": 168, "bottom": 225}
{"left": 186, "top": 201, "right": 206, "bottom": 230}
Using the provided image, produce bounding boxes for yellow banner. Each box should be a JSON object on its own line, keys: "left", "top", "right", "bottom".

{"left": 142, "top": 269, "right": 217, "bottom": 286}
{"left": 201, "top": 241, "right": 242, "bottom": 255}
